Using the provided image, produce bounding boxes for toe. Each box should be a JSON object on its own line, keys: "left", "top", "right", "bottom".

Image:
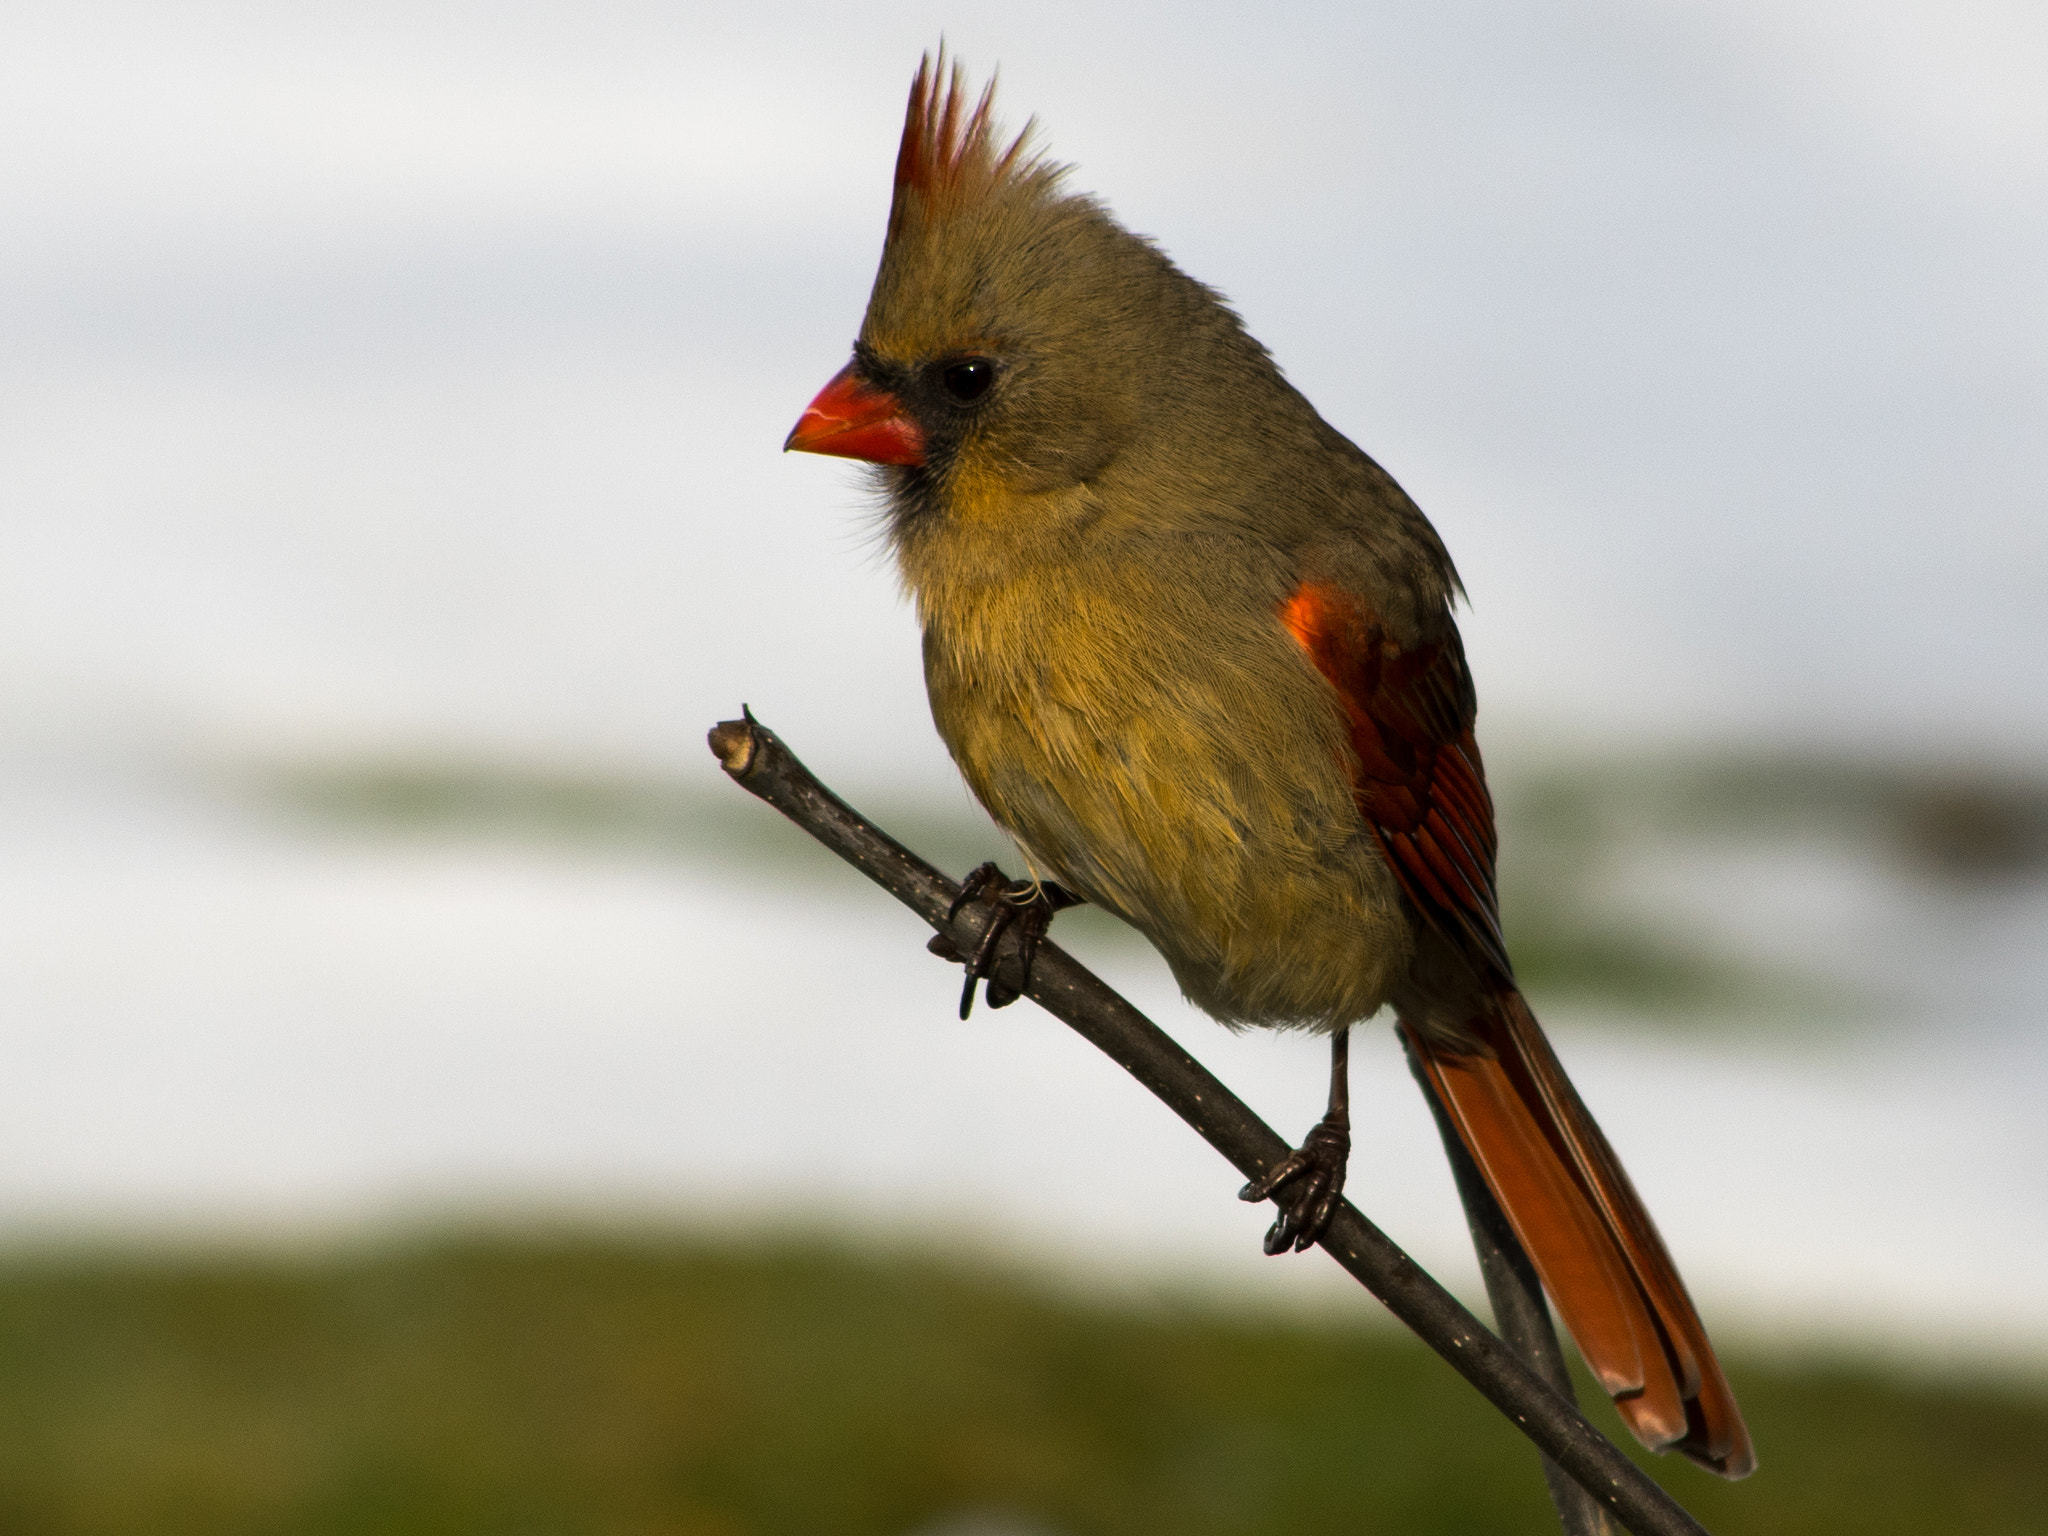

{"left": 1239, "top": 1155, "right": 1305, "bottom": 1204}
{"left": 1262, "top": 1211, "right": 1300, "bottom": 1255}
{"left": 1294, "top": 1181, "right": 1342, "bottom": 1251}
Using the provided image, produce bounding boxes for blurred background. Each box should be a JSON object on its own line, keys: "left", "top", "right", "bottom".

{"left": 0, "top": 0, "right": 2044, "bottom": 1530}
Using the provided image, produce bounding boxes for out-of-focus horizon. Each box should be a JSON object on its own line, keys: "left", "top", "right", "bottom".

{"left": 1, "top": 0, "right": 2045, "bottom": 1392}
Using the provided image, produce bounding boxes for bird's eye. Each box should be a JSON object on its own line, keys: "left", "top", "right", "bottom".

{"left": 940, "top": 358, "right": 995, "bottom": 402}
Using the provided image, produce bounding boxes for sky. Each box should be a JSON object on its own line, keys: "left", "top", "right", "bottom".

{"left": 0, "top": 0, "right": 2043, "bottom": 789}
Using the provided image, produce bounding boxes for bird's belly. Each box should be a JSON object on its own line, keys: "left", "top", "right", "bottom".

{"left": 924, "top": 601, "right": 1415, "bottom": 1031}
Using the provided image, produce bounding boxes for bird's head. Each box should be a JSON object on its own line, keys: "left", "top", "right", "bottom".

{"left": 786, "top": 52, "right": 1255, "bottom": 518}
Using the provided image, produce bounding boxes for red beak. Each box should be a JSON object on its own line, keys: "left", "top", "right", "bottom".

{"left": 784, "top": 364, "right": 926, "bottom": 466}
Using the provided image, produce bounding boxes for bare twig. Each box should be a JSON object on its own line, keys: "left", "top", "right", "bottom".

{"left": 707, "top": 713, "right": 1707, "bottom": 1536}
{"left": 1403, "top": 1033, "right": 1624, "bottom": 1536}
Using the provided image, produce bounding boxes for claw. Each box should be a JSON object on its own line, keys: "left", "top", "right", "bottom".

{"left": 946, "top": 862, "right": 1002, "bottom": 926}
{"left": 1239, "top": 1111, "right": 1351, "bottom": 1253}
{"left": 937, "top": 861, "right": 1077, "bottom": 1019}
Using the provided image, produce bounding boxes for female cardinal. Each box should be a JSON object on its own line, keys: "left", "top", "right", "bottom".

{"left": 785, "top": 52, "right": 1753, "bottom": 1478}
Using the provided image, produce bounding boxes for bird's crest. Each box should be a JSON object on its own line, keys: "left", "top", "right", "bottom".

{"left": 890, "top": 50, "right": 1057, "bottom": 235}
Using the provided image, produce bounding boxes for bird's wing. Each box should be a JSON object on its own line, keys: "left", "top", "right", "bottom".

{"left": 1278, "top": 580, "right": 1511, "bottom": 983}
{"left": 1281, "top": 577, "right": 1755, "bottom": 1478}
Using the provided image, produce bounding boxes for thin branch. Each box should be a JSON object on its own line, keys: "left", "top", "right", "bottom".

{"left": 707, "top": 713, "right": 1708, "bottom": 1536}
{"left": 1403, "top": 1033, "right": 1624, "bottom": 1536}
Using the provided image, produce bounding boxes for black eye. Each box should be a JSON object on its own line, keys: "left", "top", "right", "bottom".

{"left": 940, "top": 358, "right": 995, "bottom": 402}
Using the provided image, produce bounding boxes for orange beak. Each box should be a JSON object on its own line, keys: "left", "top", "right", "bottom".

{"left": 784, "top": 364, "right": 926, "bottom": 466}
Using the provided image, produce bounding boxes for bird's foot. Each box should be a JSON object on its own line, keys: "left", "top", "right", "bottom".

{"left": 926, "top": 861, "right": 1078, "bottom": 1019}
{"left": 1239, "top": 1111, "right": 1351, "bottom": 1254}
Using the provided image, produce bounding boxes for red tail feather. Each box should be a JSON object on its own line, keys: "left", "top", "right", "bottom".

{"left": 1405, "top": 999, "right": 1755, "bottom": 1477}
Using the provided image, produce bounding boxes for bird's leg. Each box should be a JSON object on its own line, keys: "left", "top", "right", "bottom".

{"left": 1239, "top": 1027, "right": 1352, "bottom": 1254}
{"left": 926, "top": 861, "right": 1082, "bottom": 1019}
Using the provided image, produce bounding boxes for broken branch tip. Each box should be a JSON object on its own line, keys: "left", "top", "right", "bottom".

{"left": 707, "top": 717, "right": 759, "bottom": 777}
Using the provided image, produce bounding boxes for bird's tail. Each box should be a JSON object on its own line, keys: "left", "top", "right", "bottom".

{"left": 1401, "top": 992, "right": 1755, "bottom": 1478}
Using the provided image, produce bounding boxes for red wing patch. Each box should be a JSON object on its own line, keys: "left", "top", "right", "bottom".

{"left": 1282, "top": 582, "right": 1512, "bottom": 983}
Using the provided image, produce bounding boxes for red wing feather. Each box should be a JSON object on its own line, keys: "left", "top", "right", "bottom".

{"left": 1280, "top": 581, "right": 1512, "bottom": 983}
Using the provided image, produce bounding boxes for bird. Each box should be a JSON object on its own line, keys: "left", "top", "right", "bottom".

{"left": 783, "top": 50, "right": 1754, "bottom": 1479}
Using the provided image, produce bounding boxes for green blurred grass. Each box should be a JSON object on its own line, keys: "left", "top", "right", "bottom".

{"left": 0, "top": 1234, "right": 2040, "bottom": 1535}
